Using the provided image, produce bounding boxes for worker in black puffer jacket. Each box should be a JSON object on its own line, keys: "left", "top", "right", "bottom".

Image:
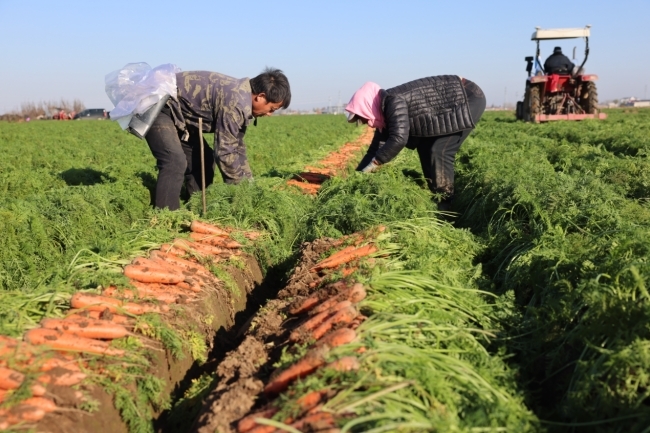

{"left": 345, "top": 75, "right": 486, "bottom": 211}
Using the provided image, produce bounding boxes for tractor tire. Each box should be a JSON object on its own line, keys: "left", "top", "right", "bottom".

{"left": 529, "top": 85, "right": 541, "bottom": 122}
{"left": 516, "top": 101, "right": 523, "bottom": 120}
{"left": 581, "top": 81, "right": 599, "bottom": 115}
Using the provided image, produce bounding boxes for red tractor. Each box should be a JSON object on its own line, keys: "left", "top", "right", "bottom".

{"left": 516, "top": 25, "right": 607, "bottom": 123}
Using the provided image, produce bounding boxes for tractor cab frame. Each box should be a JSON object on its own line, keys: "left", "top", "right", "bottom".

{"left": 516, "top": 25, "right": 607, "bottom": 123}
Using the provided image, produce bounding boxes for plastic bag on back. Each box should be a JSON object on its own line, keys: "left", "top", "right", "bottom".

{"left": 105, "top": 62, "right": 180, "bottom": 130}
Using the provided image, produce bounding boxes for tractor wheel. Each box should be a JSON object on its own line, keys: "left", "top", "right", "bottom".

{"left": 529, "top": 85, "right": 541, "bottom": 121}
{"left": 516, "top": 101, "right": 523, "bottom": 120}
{"left": 581, "top": 81, "right": 599, "bottom": 114}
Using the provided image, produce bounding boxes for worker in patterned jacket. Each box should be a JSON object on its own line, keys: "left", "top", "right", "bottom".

{"left": 145, "top": 68, "right": 291, "bottom": 210}
{"left": 345, "top": 76, "right": 485, "bottom": 212}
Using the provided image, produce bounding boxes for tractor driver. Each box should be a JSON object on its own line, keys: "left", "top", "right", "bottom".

{"left": 544, "top": 47, "right": 575, "bottom": 75}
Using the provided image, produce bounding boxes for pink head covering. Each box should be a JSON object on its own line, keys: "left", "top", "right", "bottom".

{"left": 344, "top": 82, "right": 385, "bottom": 131}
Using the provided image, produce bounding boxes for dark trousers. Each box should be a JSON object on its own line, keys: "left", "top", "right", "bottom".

{"left": 144, "top": 110, "right": 214, "bottom": 210}
{"left": 416, "top": 79, "right": 486, "bottom": 200}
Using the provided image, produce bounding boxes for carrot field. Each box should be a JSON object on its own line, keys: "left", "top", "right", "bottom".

{"left": 0, "top": 109, "right": 649, "bottom": 432}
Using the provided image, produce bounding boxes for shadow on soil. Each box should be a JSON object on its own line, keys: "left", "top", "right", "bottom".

{"left": 153, "top": 254, "right": 298, "bottom": 433}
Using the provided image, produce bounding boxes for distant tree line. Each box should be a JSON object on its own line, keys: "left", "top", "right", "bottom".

{"left": 0, "top": 99, "right": 86, "bottom": 122}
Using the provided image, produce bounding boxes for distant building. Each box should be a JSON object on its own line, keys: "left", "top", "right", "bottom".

{"left": 632, "top": 100, "right": 650, "bottom": 108}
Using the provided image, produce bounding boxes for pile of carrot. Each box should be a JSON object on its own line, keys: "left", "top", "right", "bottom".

{"left": 287, "top": 127, "right": 373, "bottom": 195}
{"left": 237, "top": 274, "right": 368, "bottom": 432}
{"left": 0, "top": 219, "right": 257, "bottom": 430}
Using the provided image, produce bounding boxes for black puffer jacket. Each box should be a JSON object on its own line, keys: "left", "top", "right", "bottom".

{"left": 373, "top": 75, "right": 474, "bottom": 164}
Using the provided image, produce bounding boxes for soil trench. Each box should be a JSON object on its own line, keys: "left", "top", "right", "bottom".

{"left": 189, "top": 237, "right": 341, "bottom": 433}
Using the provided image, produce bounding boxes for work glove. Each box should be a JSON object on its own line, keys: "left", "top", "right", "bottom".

{"left": 360, "top": 157, "right": 381, "bottom": 173}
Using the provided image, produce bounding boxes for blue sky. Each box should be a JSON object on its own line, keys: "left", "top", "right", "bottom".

{"left": 1, "top": 0, "right": 648, "bottom": 114}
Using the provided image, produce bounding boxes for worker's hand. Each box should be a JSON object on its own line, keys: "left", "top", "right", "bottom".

{"left": 360, "top": 158, "right": 381, "bottom": 173}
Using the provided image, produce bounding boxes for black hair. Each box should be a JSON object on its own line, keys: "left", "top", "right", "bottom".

{"left": 250, "top": 67, "right": 291, "bottom": 109}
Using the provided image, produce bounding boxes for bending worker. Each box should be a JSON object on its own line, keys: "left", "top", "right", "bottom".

{"left": 345, "top": 75, "right": 486, "bottom": 211}
{"left": 146, "top": 68, "right": 291, "bottom": 210}
{"left": 544, "top": 47, "right": 575, "bottom": 75}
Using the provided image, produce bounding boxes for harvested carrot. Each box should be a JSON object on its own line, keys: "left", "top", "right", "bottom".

{"left": 314, "top": 328, "right": 357, "bottom": 349}
{"left": 24, "top": 329, "right": 125, "bottom": 357}
{"left": 0, "top": 367, "right": 46, "bottom": 396}
{"left": 190, "top": 220, "right": 230, "bottom": 236}
{"left": 40, "top": 318, "right": 129, "bottom": 340}
{"left": 264, "top": 351, "right": 326, "bottom": 395}
{"left": 311, "top": 244, "right": 378, "bottom": 271}
{"left": 22, "top": 397, "right": 57, "bottom": 413}
{"left": 103, "top": 286, "right": 179, "bottom": 304}
{"left": 70, "top": 293, "right": 169, "bottom": 315}
{"left": 310, "top": 284, "right": 366, "bottom": 315}
{"left": 172, "top": 238, "right": 233, "bottom": 257}
{"left": 38, "top": 369, "right": 86, "bottom": 386}
{"left": 245, "top": 425, "right": 276, "bottom": 433}
{"left": 312, "top": 306, "right": 358, "bottom": 340}
{"left": 176, "top": 280, "right": 202, "bottom": 293}
{"left": 289, "top": 412, "right": 336, "bottom": 431}
{"left": 0, "top": 404, "right": 47, "bottom": 426}
{"left": 159, "top": 244, "right": 188, "bottom": 256}
{"left": 33, "top": 356, "right": 82, "bottom": 373}
{"left": 189, "top": 232, "right": 242, "bottom": 249}
{"left": 314, "top": 246, "right": 356, "bottom": 269}
{"left": 237, "top": 408, "right": 279, "bottom": 433}
{"left": 66, "top": 311, "right": 130, "bottom": 325}
{"left": 295, "top": 389, "right": 328, "bottom": 413}
{"left": 288, "top": 282, "right": 350, "bottom": 315}
{"left": 326, "top": 356, "right": 360, "bottom": 372}
{"left": 128, "top": 280, "right": 195, "bottom": 296}
{"left": 243, "top": 231, "right": 262, "bottom": 241}
{"left": 123, "top": 264, "right": 184, "bottom": 284}
{"left": 131, "top": 257, "right": 170, "bottom": 270}
{"left": 149, "top": 250, "right": 213, "bottom": 276}
{"left": 289, "top": 301, "right": 352, "bottom": 342}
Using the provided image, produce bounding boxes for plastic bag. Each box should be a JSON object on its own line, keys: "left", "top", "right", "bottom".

{"left": 105, "top": 62, "right": 180, "bottom": 129}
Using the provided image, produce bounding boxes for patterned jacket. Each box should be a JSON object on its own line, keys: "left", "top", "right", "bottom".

{"left": 168, "top": 71, "right": 253, "bottom": 184}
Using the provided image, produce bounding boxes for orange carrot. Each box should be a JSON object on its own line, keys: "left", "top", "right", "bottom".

{"left": 128, "top": 281, "right": 196, "bottom": 297}
{"left": 189, "top": 232, "right": 242, "bottom": 249}
{"left": 40, "top": 318, "right": 129, "bottom": 340}
{"left": 190, "top": 220, "right": 230, "bottom": 236}
{"left": 295, "top": 389, "right": 328, "bottom": 413}
{"left": 159, "top": 244, "right": 188, "bottom": 256}
{"left": 263, "top": 352, "right": 326, "bottom": 395}
{"left": 70, "top": 293, "right": 169, "bottom": 315}
{"left": 149, "top": 250, "right": 213, "bottom": 276}
{"left": 243, "top": 231, "right": 262, "bottom": 241}
{"left": 245, "top": 425, "right": 276, "bottom": 433}
{"left": 37, "top": 369, "right": 86, "bottom": 386}
{"left": 103, "top": 286, "right": 179, "bottom": 304}
{"left": 0, "top": 404, "right": 47, "bottom": 426}
{"left": 237, "top": 408, "right": 279, "bottom": 433}
{"left": 0, "top": 367, "right": 46, "bottom": 396}
{"left": 289, "top": 301, "right": 352, "bottom": 343}
{"left": 311, "top": 244, "right": 378, "bottom": 271}
{"left": 176, "top": 280, "right": 202, "bottom": 293}
{"left": 66, "top": 311, "right": 131, "bottom": 325}
{"left": 123, "top": 264, "right": 184, "bottom": 284}
{"left": 24, "top": 329, "right": 125, "bottom": 357}
{"left": 172, "top": 238, "right": 233, "bottom": 257}
{"left": 310, "top": 284, "right": 366, "bottom": 315}
{"left": 288, "top": 282, "right": 350, "bottom": 315}
{"left": 289, "top": 412, "right": 336, "bottom": 431}
{"left": 313, "top": 246, "right": 356, "bottom": 269}
{"left": 33, "top": 356, "right": 82, "bottom": 373}
{"left": 326, "top": 356, "right": 360, "bottom": 372}
{"left": 21, "top": 397, "right": 56, "bottom": 413}
{"left": 313, "top": 328, "right": 356, "bottom": 350}
{"left": 131, "top": 257, "right": 170, "bottom": 270}
{"left": 311, "top": 306, "right": 358, "bottom": 340}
